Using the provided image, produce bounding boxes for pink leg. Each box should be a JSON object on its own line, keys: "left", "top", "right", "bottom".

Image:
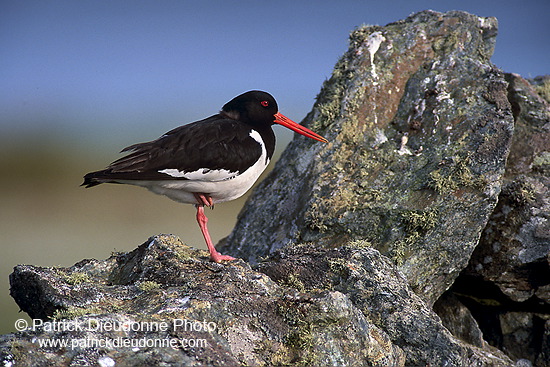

{"left": 193, "top": 193, "right": 214, "bottom": 207}
{"left": 194, "top": 194, "right": 236, "bottom": 263}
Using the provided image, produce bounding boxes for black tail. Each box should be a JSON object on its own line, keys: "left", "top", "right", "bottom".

{"left": 81, "top": 170, "right": 109, "bottom": 188}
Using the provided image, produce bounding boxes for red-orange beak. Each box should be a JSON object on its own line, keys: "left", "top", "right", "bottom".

{"left": 274, "top": 112, "right": 328, "bottom": 143}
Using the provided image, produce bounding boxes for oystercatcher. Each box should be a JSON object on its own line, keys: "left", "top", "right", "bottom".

{"left": 82, "top": 90, "right": 327, "bottom": 262}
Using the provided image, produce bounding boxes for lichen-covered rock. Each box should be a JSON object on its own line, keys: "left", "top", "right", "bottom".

{"left": 453, "top": 73, "right": 550, "bottom": 365}
{"left": 4, "top": 234, "right": 519, "bottom": 366}
{"left": 258, "top": 243, "right": 515, "bottom": 366}
{"left": 3, "top": 235, "right": 406, "bottom": 367}
{"left": 219, "top": 10, "right": 514, "bottom": 305}
{"left": 464, "top": 73, "right": 550, "bottom": 303}
{"left": 258, "top": 243, "right": 465, "bottom": 365}
{"left": 529, "top": 75, "right": 550, "bottom": 104}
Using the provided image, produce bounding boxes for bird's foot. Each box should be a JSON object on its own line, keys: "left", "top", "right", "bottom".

{"left": 210, "top": 252, "right": 237, "bottom": 263}
{"left": 194, "top": 193, "right": 214, "bottom": 207}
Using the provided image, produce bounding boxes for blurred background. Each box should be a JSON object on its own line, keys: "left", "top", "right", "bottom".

{"left": 1, "top": 1, "right": 548, "bottom": 334}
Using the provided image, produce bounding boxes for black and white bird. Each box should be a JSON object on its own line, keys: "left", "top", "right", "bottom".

{"left": 82, "top": 90, "right": 327, "bottom": 262}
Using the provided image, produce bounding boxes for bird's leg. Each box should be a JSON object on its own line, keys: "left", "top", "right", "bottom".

{"left": 194, "top": 193, "right": 236, "bottom": 263}
{"left": 193, "top": 193, "right": 214, "bottom": 207}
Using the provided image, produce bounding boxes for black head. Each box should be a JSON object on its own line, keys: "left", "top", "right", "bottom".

{"left": 222, "top": 90, "right": 329, "bottom": 143}
{"left": 221, "top": 90, "right": 279, "bottom": 126}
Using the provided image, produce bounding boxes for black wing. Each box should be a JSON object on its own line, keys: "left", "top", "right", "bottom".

{"left": 82, "top": 114, "right": 266, "bottom": 187}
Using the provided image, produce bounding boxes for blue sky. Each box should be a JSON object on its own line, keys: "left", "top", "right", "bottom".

{"left": 1, "top": 1, "right": 548, "bottom": 150}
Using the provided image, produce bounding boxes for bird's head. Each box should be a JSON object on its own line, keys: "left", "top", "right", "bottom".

{"left": 222, "top": 90, "right": 328, "bottom": 143}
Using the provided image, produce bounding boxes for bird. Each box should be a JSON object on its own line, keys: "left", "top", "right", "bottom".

{"left": 82, "top": 90, "right": 327, "bottom": 262}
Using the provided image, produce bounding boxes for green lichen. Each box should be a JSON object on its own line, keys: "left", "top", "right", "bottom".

{"left": 533, "top": 78, "right": 550, "bottom": 103}
{"left": 286, "top": 322, "right": 314, "bottom": 351}
{"left": 306, "top": 199, "right": 330, "bottom": 233}
{"left": 348, "top": 239, "right": 372, "bottom": 249}
{"left": 255, "top": 339, "right": 289, "bottom": 366}
{"left": 284, "top": 327, "right": 315, "bottom": 365}
{"left": 390, "top": 209, "right": 439, "bottom": 265}
{"left": 390, "top": 235, "right": 415, "bottom": 267}
{"left": 276, "top": 303, "right": 316, "bottom": 366}
{"left": 162, "top": 237, "right": 203, "bottom": 260}
{"left": 316, "top": 97, "right": 342, "bottom": 129}
{"left": 280, "top": 274, "right": 306, "bottom": 292}
{"left": 429, "top": 169, "right": 454, "bottom": 194}
{"left": 312, "top": 58, "right": 350, "bottom": 132}
{"left": 532, "top": 151, "right": 550, "bottom": 175}
{"left": 428, "top": 156, "right": 482, "bottom": 194}
{"left": 433, "top": 30, "right": 461, "bottom": 54}
{"left": 327, "top": 258, "right": 349, "bottom": 276}
{"left": 62, "top": 272, "right": 91, "bottom": 285}
{"left": 52, "top": 306, "right": 101, "bottom": 320}
{"left": 138, "top": 280, "right": 161, "bottom": 292}
{"left": 503, "top": 179, "right": 536, "bottom": 206}
{"left": 269, "top": 349, "right": 292, "bottom": 366}
{"left": 401, "top": 209, "right": 439, "bottom": 232}
{"left": 361, "top": 188, "right": 384, "bottom": 203}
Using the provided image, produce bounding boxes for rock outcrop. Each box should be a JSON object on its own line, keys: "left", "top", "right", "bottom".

{"left": 2, "top": 10, "right": 548, "bottom": 367}
{"left": 5, "top": 236, "right": 400, "bottom": 366}
{"left": 440, "top": 73, "right": 550, "bottom": 365}
{"left": 219, "top": 10, "right": 514, "bottom": 307}
{"left": 3, "top": 235, "right": 512, "bottom": 366}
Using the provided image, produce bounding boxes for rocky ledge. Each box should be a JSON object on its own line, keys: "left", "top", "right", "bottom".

{"left": 2, "top": 10, "right": 549, "bottom": 367}
{"left": 3, "top": 235, "right": 512, "bottom": 366}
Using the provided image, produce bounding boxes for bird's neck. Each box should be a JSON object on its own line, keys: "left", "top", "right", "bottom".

{"left": 220, "top": 110, "right": 240, "bottom": 121}
{"left": 253, "top": 125, "right": 276, "bottom": 160}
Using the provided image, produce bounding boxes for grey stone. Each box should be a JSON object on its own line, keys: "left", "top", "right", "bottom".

{"left": 454, "top": 74, "right": 549, "bottom": 365}
{"left": 464, "top": 74, "right": 550, "bottom": 303}
{"left": 219, "top": 10, "right": 514, "bottom": 306}
{"left": 2, "top": 235, "right": 406, "bottom": 367}
{"left": 258, "top": 242, "right": 515, "bottom": 366}
{"left": 433, "top": 292, "right": 485, "bottom": 348}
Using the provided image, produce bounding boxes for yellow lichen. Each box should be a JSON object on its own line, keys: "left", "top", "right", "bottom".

{"left": 137, "top": 280, "right": 161, "bottom": 292}
{"left": 428, "top": 156, "right": 482, "bottom": 194}
{"left": 534, "top": 78, "right": 550, "bottom": 103}
{"left": 401, "top": 209, "right": 439, "bottom": 232}
{"left": 281, "top": 274, "right": 306, "bottom": 293}
{"left": 52, "top": 306, "right": 101, "bottom": 320}
{"left": 63, "top": 272, "right": 91, "bottom": 285}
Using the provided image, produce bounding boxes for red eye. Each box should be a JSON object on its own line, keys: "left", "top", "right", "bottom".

{"left": 260, "top": 100, "right": 269, "bottom": 107}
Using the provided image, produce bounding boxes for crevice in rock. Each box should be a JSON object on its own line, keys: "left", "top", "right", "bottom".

{"left": 440, "top": 268, "right": 550, "bottom": 363}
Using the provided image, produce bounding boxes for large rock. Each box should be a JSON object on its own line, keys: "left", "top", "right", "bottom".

{"left": 2, "top": 235, "right": 516, "bottom": 366}
{"left": 451, "top": 73, "right": 550, "bottom": 365}
{"left": 464, "top": 73, "right": 550, "bottom": 303}
{"left": 3, "top": 235, "right": 406, "bottom": 367}
{"left": 258, "top": 243, "right": 514, "bottom": 366}
{"left": 219, "top": 10, "right": 514, "bottom": 305}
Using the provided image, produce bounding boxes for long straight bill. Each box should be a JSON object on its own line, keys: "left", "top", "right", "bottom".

{"left": 274, "top": 112, "right": 328, "bottom": 143}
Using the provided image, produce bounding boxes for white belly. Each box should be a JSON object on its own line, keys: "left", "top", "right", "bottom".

{"left": 144, "top": 155, "right": 269, "bottom": 204}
